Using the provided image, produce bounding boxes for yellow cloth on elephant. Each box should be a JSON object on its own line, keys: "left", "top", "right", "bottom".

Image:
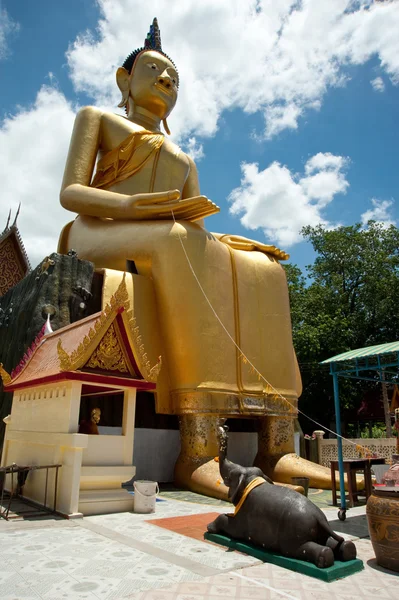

{"left": 232, "top": 476, "right": 267, "bottom": 517}
{"left": 91, "top": 130, "right": 164, "bottom": 190}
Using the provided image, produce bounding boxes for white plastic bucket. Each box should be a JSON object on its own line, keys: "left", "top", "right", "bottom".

{"left": 133, "top": 480, "right": 159, "bottom": 514}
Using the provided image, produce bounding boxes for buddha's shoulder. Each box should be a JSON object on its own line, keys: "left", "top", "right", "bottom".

{"left": 75, "top": 105, "right": 103, "bottom": 122}
{"left": 162, "top": 137, "right": 189, "bottom": 164}
{"left": 74, "top": 107, "right": 127, "bottom": 129}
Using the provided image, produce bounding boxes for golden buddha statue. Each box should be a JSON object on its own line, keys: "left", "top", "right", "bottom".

{"left": 58, "top": 19, "right": 333, "bottom": 497}
{"left": 78, "top": 407, "right": 101, "bottom": 435}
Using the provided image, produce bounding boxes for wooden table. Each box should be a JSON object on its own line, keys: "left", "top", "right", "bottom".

{"left": 330, "top": 458, "right": 386, "bottom": 507}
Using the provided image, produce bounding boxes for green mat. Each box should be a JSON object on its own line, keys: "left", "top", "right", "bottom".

{"left": 204, "top": 532, "right": 364, "bottom": 582}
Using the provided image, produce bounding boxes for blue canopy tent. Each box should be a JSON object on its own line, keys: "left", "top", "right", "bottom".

{"left": 321, "top": 341, "right": 399, "bottom": 520}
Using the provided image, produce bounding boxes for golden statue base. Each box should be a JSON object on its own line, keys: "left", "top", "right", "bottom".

{"left": 174, "top": 414, "right": 336, "bottom": 499}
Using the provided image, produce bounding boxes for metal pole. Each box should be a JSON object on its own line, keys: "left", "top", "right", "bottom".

{"left": 381, "top": 369, "right": 392, "bottom": 437}
{"left": 332, "top": 370, "right": 346, "bottom": 515}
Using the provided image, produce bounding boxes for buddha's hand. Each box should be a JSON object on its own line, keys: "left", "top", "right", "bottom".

{"left": 124, "top": 190, "right": 220, "bottom": 221}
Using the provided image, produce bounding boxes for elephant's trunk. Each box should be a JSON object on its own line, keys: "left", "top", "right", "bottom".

{"left": 218, "top": 425, "right": 229, "bottom": 479}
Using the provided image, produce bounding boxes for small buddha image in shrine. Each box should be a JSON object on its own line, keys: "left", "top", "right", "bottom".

{"left": 78, "top": 407, "right": 101, "bottom": 435}
{"left": 78, "top": 392, "right": 123, "bottom": 435}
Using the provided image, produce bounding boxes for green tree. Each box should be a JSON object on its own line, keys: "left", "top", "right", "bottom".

{"left": 285, "top": 222, "right": 399, "bottom": 431}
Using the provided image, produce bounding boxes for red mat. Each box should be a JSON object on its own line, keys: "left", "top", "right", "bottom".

{"left": 146, "top": 512, "right": 222, "bottom": 541}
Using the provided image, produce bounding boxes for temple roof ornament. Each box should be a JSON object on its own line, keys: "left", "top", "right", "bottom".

{"left": 0, "top": 206, "right": 31, "bottom": 297}
{"left": 1, "top": 275, "right": 161, "bottom": 392}
{"left": 0, "top": 363, "right": 11, "bottom": 385}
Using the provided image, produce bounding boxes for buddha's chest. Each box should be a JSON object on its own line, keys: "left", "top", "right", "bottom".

{"left": 99, "top": 118, "right": 190, "bottom": 193}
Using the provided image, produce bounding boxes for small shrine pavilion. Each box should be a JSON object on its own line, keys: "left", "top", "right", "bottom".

{"left": 0, "top": 278, "right": 161, "bottom": 517}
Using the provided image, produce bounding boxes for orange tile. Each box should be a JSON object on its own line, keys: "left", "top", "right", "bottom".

{"left": 146, "top": 512, "right": 221, "bottom": 541}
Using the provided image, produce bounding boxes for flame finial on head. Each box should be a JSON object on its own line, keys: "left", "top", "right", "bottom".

{"left": 144, "top": 18, "right": 162, "bottom": 51}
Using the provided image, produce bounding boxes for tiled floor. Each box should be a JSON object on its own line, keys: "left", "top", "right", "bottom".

{"left": 121, "top": 537, "right": 399, "bottom": 600}
{"left": 0, "top": 492, "right": 397, "bottom": 600}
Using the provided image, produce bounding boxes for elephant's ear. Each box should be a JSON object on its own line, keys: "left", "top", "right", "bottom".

{"left": 255, "top": 467, "right": 274, "bottom": 485}
{"left": 231, "top": 473, "right": 246, "bottom": 504}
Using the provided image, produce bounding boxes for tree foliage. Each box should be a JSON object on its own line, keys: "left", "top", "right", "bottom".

{"left": 285, "top": 222, "right": 399, "bottom": 431}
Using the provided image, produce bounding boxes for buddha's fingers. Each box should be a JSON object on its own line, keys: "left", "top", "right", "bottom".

{"left": 149, "top": 196, "right": 210, "bottom": 218}
{"left": 177, "top": 198, "right": 220, "bottom": 220}
{"left": 134, "top": 190, "right": 181, "bottom": 207}
{"left": 180, "top": 202, "right": 220, "bottom": 221}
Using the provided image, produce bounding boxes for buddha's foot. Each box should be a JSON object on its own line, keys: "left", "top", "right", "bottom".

{"left": 270, "top": 453, "right": 334, "bottom": 489}
{"left": 174, "top": 456, "right": 229, "bottom": 501}
{"left": 259, "top": 453, "right": 364, "bottom": 491}
{"left": 174, "top": 455, "right": 306, "bottom": 499}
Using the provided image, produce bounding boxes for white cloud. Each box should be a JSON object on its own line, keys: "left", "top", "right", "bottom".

{"left": 361, "top": 198, "right": 396, "bottom": 227}
{"left": 0, "top": 86, "right": 77, "bottom": 268}
{"left": 0, "top": 7, "right": 19, "bottom": 59}
{"left": 263, "top": 104, "right": 302, "bottom": 139}
{"left": 370, "top": 76, "right": 385, "bottom": 92}
{"left": 228, "top": 153, "right": 349, "bottom": 247}
{"left": 66, "top": 0, "right": 399, "bottom": 140}
{"left": 305, "top": 152, "right": 348, "bottom": 174}
{"left": 183, "top": 137, "right": 205, "bottom": 161}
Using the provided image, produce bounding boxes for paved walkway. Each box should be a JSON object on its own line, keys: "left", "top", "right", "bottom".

{"left": 0, "top": 493, "right": 397, "bottom": 599}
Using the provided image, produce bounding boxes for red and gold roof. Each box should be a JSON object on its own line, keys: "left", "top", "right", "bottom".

{"left": 0, "top": 276, "right": 161, "bottom": 392}
{"left": 0, "top": 211, "right": 31, "bottom": 297}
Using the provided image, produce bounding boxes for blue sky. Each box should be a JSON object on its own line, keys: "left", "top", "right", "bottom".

{"left": 1, "top": 0, "right": 398, "bottom": 270}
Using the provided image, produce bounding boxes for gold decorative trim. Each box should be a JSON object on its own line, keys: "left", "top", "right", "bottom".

{"left": 57, "top": 339, "right": 73, "bottom": 371}
{"left": 0, "top": 363, "right": 11, "bottom": 385}
{"left": 113, "top": 275, "right": 162, "bottom": 382}
{"left": 128, "top": 316, "right": 162, "bottom": 382}
{"left": 57, "top": 274, "right": 161, "bottom": 382}
{"left": 170, "top": 389, "right": 297, "bottom": 416}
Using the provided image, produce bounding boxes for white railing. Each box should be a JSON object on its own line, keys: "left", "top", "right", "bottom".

{"left": 313, "top": 431, "right": 396, "bottom": 466}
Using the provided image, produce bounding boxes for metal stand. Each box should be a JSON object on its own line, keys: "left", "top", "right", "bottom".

{"left": 0, "top": 463, "right": 61, "bottom": 520}
{"left": 332, "top": 373, "right": 347, "bottom": 521}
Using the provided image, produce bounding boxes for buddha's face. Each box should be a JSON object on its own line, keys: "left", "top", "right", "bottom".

{"left": 91, "top": 408, "right": 101, "bottom": 424}
{"left": 119, "top": 50, "right": 178, "bottom": 119}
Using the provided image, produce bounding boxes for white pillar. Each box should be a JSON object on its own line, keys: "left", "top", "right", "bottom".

{"left": 57, "top": 443, "right": 85, "bottom": 516}
{"left": 67, "top": 381, "right": 82, "bottom": 433}
{"left": 122, "top": 388, "right": 136, "bottom": 465}
{"left": 1, "top": 413, "right": 12, "bottom": 467}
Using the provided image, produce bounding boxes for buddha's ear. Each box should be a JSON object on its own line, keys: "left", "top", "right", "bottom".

{"left": 116, "top": 67, "right": 130, "bottom": 108}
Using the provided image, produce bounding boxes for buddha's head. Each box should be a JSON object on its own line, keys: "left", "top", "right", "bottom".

{"left": 116, "top": 18, "right": 178, "bottom": 133}
{"left": 91, "top": 407, "right": 101, "bottom": 424}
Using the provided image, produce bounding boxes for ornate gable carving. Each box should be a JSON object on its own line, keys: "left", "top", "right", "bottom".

{"left": 0, "top": 208, "right": 31, "bottom": 296}
{"left": 85, "top": 322, "right": 128, "bottom": 373}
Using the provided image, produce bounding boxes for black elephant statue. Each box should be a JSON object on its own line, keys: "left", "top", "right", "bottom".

{"left": 207, "top": 426, "right": 356, "bottom": 568}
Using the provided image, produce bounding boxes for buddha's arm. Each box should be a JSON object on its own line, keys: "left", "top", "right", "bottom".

{"left": 61, "top": 107, "right": 126, "bottom": 219}
{"left": 60, "top": 107, "right": 179, "bottom": 219}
